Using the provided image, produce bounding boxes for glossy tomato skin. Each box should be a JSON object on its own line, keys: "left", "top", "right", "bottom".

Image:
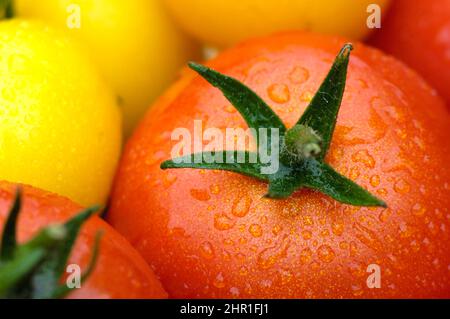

{"left": 108, "top": 32, "right": 450, "bottom": 298}
{"left": 369, "top": 0, "right": 450, "bottom": 105}
{"left": 0, "top": 181, "right": 167, "bottom": 299}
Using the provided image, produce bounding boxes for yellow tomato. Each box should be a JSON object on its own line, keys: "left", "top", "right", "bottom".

{"left": 14, "top": 0, "right": 200, "bottom": 136}
{"left": 163, "top": 0, "right": 391, "bottom": 48}
{"left": 0, "top": 20, "right": 121, "bottom": 206}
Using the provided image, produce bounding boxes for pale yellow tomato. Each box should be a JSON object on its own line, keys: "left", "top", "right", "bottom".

{"left": 163, "top": 0, "right": 391, "bottom": 48}
{"left": 0, "top": 20, "right": 121, "bottom": 206}
{"left": 14, "top": 0, "right": 200, "bottom": 136}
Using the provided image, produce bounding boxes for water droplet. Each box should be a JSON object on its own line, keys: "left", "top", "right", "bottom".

{"left": 349, "top": 241, "right": 358, "bottom": 256}
{"left": 232, "top": 195, "right": 251, "bottom": 217}
{"left": 302, "top": 215, "right": 314, "bottom": 226}
{"left": 214, "top": 213, "right": 235, "bottom": 231}
{"left": 230, "top": 287, "right": 240, "bottom": 297}
{"left": 200, "top": 242, "right": 215, "bottom": 259}
{"left": 213, "top": 272, "right": 226, "bottom": 288}
{"left": 267, "top": 83, "right": 290, "bottom": 103}
{"left": 378, "top": 209, "right": 391, "bottom": 222}
{"left": 163, "top": 173, "right": 177, "bottom": 187}
{"left": 190, "top": 189, "right": 211, "bottom": 201}
{"left": 351, "top": 284, "right": 364, "bottom": 296}
{"left": 301, "top": 230, "right": 312, "bottom": 240}
{"left": 358, "top": 79, "right": 368, "bottom": 88}
{"left": 224, "top": 104, "right": 236, "bottom": 113}
{"left": 272, "top": 225, "right": 282, "bottom": 236}
{"left": 299, "top": 248, "right": 313, "bottom": 264}
{"left": 257, "top": 237, "right": 289, "bottom": 269}
{"left": 394, "top": 178, "right": 410, "bottom": 194}
{"left": 239, "top": 266, "right": 248, "bottom": 276}
{"left": 410, "top": 240, "right": 420, "bottom": 252}
{"left": 352, "top": 150, "right": 375, "bottom": 168}
{"left": 300, "top": 91, "right": 313, "bottom": 102}
{"left": 249, "top": 224, "right": 263, "bottom": 238}
{"left": 260, "top": 216, "right": 268, "bottom": 224}
{"left": 370, "top": 175, "right": 380, "bottom": 187}
{"left": 289, "top": 66, "right": 310, "bottom": 84}
{"left": 332, "top": 220, "right": 345, "bottom": 236}
{"left": 349, "top": 166, "right": 360, "bottom": 180}
{"left": 210, "top": 184, "right": 220, "bottom": 194}
{"left": 412, "top": 203, "right": 426, "bottom": 217}
{"left": 317, "top": 245, "right": 335, "bottom": 263}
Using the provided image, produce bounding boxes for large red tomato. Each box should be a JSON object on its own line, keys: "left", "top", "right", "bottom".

{"left": 369, "top": 0, "right": 450, "bottom": 105}
{"left": 108, "top": 32, "right": 450, "bottom": 298}
{"left": 0, "top": 181, "right": 167, "bottom": 299}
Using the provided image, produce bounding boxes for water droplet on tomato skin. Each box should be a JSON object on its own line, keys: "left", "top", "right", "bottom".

{"left": 317, "top": 245, "right": 335, "bottom": 263}
{"left": 299, "top": 248, "right": 313, "bottom": 264}
{"left": 213, "top": 272, "right": 226, "bottom": 289}
{"left": 232, "top": 195, "right": 251, "bottom": 217}
{"left": 331, "top": 220, "right": 345, "bottom": 236}
{"left": 351, "top": 149, "right": 376, "bottom": 168}
{"left": 412, "top": 203, "right": 426, "bottom": 217}
{"left": 300, "top": 91, "right": 313, "bottom": 102}
{"left": 210, "top": 184, "right": 220, "bottom": 194}
{"left": 289, "top": 66, "right": 310, "bottom": 84}
{"left": 370, "top": 175, "right": 380, "bottom": 187}
{"left": 190, "top": 188, "right": 211, "bottom": 201}
{"left": 267, "top": 83, "right": 290, "bottom": 104}
{"left": 214, "top": 213, "right": 235, "bottom": 231}
{"left": 229, "top": 287, "right": 240, "bottom": 297}
{"left": 199, "top": 242, "right": 215, "bottom": 259}
{"left": 249, "top": 224, "right": 263, "bottom": 238}
{"left": 393, "top": 178, "right": 410, "bottom": 194}
{"left": 301, "top": 230, "right": 312, "bottom": 240}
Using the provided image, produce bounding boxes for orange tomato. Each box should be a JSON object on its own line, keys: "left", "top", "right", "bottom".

{"left": 108, "top": 32, "right": 450, "bottom": 298}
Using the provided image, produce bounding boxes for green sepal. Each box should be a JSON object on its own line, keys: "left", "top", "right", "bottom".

{"left": 161, "top": 151, "right": 269, "bottom": 181}
{"left": 0, "top": 190, "right": 102, "bottom": 299}
{"left": 0, "top": 226, "right": 65, "bottom": 297}
{"left": 29, "top": 205, "right": 100, "bottom": 299}
{"left": 0, "top": 188, "right": 21, "bottom": 261}
{"left": 188, "top": 62, "right": 286, "bottom": 149}
{"left": 266, "top": 160, "right": 386, "bottom": 207}
{"left": 0, "top": 0, "right": 13, "bottom": 19}
{"left": 296, "top": 44, "right": 352, "bottom": 160}
{"left": 51, "top": 231, "right": 103, "bottom": 299}
{"left": 162, "top": 45, "right": 387, "bottom": 208}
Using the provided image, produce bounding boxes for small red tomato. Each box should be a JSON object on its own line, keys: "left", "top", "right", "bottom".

{"left": 108, "top": 32, "right": 450, "bottom": 298}
{"left": 369, "top": 0, "right": 450, "bottom": 105}
{"left": 0, "top": 181, "right": 167, "bottom": 299}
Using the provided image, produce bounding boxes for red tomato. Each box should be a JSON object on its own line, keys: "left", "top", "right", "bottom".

{"left": 108, "top": 32, "right": 450, "bottom": 298}
{"left": 369, "top": 0, "right": 450, "bottom": 105}
{"left": 0, "top": 181, "right": 167, "bottom": 299}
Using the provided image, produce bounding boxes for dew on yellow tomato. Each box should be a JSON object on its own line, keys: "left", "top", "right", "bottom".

{"left": 0, "top": 20, "right": 121, "bottom": 206}
{"left": 14, "top": 0, "right": 200, "bottom": 136}
{"left": 163, "top": 0, "right": 391, "bottom": 48}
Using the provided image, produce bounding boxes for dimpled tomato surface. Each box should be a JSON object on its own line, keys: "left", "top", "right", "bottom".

{"left": 108, "top": 32, "right": 450, "bottom": 298}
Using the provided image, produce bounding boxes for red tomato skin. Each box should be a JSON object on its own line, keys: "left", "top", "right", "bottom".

{"left": 369, "top": 0, "right": 450, "bottom": 105}
{"left": 0, "top": 181, "right": 168, "bottom": 299}
{"left": 108, "top": 32, "right": 450, "bottom": 298}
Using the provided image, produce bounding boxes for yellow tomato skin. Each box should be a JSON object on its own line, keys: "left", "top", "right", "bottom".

{"left": 163, "top": 0, "right": 390, "bottom": 48}
{"left": 15, "top": 0, "right": 200, "bottom": 136}
{"left": 0, "top": 20, "right": 122, "bottom": 206}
